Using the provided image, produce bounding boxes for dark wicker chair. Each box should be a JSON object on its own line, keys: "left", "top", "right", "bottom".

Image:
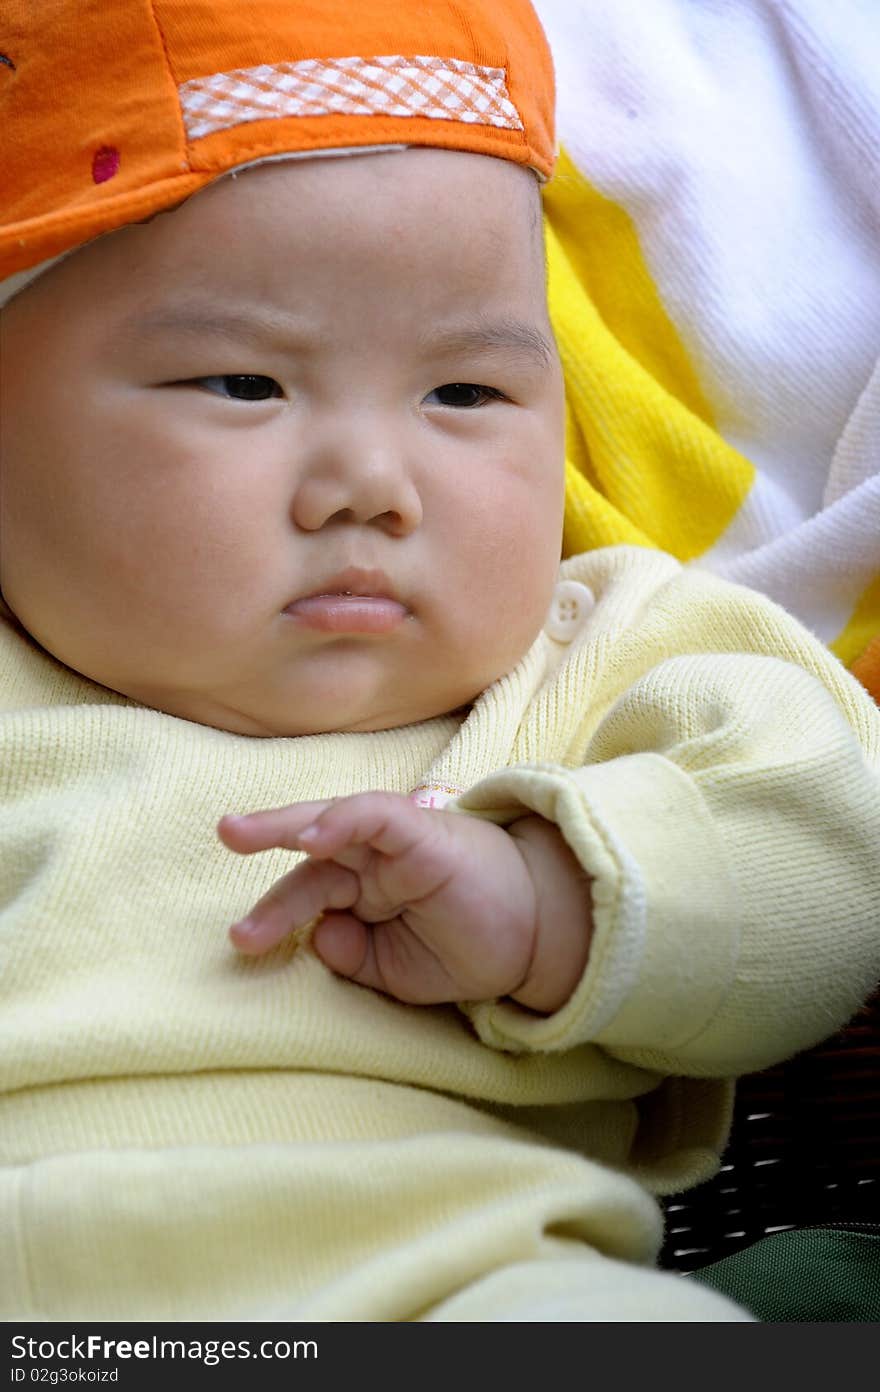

{"left": 659, "top": 987, "right": 880, "bottom": 1273}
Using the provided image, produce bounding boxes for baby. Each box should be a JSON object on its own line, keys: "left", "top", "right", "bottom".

{"left": 1, "top": 0, "right": 879, "bottom": 1323}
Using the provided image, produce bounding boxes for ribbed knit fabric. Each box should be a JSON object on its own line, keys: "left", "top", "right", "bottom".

{"left": 2, "top": 548, "right": 879, "bottom": 1321}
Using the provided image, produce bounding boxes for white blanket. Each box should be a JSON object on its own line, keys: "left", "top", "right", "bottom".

{"left": 540, "top": 0, "right": 880, "bottom": 666}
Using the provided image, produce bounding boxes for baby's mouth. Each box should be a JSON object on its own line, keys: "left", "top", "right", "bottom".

{"left": 283, "top": 567, "right": 409, "bottom": 635}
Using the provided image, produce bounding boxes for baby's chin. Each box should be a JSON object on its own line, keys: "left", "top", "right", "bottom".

{"left": 169, "top": 705, "right": 470, "bottom": 739}
{"left": 1, "top": 613, "right": 486, "bottom": 735}
{"left": 122, "top": 683, "right": 475, "bottom": 738}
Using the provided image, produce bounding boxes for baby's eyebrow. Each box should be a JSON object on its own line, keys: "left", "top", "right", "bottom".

{"left": 116, "top": 306, "right": 556, "bottom": 368}
{"left": 423, "top": 319, "right": 556, "bottom": 369}
{"left": 116, "top": 305, "right": 298, "bottom": 348}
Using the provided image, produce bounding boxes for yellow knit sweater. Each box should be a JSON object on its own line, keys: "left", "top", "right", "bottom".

{"left": 2, "top": 548, "right": 879, "bottom": 1320}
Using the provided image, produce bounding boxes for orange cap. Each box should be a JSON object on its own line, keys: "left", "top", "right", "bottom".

{"left": 0, "top": 0, "right": 555, "bottom": 281}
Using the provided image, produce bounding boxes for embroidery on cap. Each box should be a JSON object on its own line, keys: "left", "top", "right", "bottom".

{"left": 179, "top": 54, "right": 524, "bottom": 142}
{"left": 92, "top": 146, "right": 121, "bottom": 184}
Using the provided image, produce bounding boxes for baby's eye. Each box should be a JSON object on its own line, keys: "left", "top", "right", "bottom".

{"left": 193, "top": 375, "right": 283, "bottom": 401}
{"left": 424, "top": 382, "right": 504, "bottom": 409}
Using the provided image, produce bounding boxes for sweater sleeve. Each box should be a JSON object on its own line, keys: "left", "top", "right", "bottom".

{"left": 457, "top": 643, "right": 880, "bottom": 1078}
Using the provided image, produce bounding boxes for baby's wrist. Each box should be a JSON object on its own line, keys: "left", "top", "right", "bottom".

{"left": 505, "top": 816, "right": 593, "bottom": 1015}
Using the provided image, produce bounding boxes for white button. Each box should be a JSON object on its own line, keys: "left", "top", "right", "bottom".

{"left": 545, "top": 580, "right": 595, "bottom": 643}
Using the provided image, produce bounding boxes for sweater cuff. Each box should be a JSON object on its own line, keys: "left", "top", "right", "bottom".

{"left": 455, "top": 756, "right": 739, "bottom": 1055}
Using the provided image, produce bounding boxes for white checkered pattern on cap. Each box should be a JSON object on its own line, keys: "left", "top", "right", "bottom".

{"left": 179, "top": 55, "right": 524, "bottom": 141}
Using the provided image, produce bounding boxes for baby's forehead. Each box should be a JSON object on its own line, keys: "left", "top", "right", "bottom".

{"left": 4, "top": 170, "right": 558, "bottom": 404}
{"left": 3, "top": 147, "right": 544, "bottom": 305}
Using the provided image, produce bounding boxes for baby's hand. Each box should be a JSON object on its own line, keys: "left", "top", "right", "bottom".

{"left": 219, "top": 794, "right": 592, "bottom": 1013}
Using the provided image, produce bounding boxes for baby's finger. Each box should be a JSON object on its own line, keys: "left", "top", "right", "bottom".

{"left": 312, "top": 912, "right": 463, "bottom": 1003}
{"left": 230, "top": 857, "right": 359, "bottom": 955}
{"left": 291, "top": 791, "right": 430, "bottom": 862}
{"left": 218, "top": 801, "right": 336, "bottom": 854}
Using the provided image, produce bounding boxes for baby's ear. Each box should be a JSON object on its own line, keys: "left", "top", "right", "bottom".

{"left": 851, "top": 634, "right": 880, "bottom": 706}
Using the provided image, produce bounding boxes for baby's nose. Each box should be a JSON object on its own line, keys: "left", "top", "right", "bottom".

{"left": 290, "top": 422, "right": 423, "bottom": 536}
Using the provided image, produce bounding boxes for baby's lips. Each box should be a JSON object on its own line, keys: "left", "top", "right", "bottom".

{"left": 283, "top": 593, "right": 408, "bottom": 634}
{"left": 283, "top": 565, "right": 409, "bottom": 633}
{"left": 291, "top": 565, "right": 402, "bottom": 604}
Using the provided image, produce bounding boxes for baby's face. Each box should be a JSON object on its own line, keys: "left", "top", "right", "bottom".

{"left": 0, "top": 150, "right": 564, "bottom": 735}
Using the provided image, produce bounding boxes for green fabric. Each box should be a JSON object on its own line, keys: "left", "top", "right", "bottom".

{"left": 690, "top": 1227, "right": 880, "bottom": 1322}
